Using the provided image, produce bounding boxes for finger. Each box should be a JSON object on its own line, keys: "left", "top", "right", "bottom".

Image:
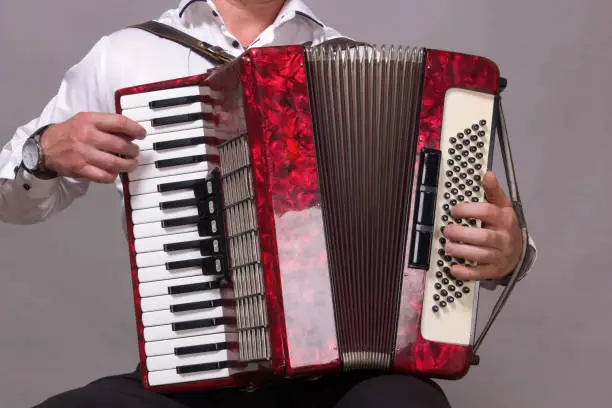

{"left": 482, "top": 171, "right": 512, "bottom": 207}
{"left": 90, "top": 113, "right": 146, "bottom": 140}
{"left": 449, "top": 263, "right": 502, "bottom": 281}
{"left": 450, "top": 202, "right": 505, "bottom": 228}
{"left": 77, "top": 164, "right": 118, "bottom": 184}
{"left": 443, "top": 241, "right": 502, "bottom": 265}
{"left": 443, "top": 223, "right": 504, "bottom": 249}
{"left": 84, "top": 146, "right": 138, "bottom": 174}
{"left": 88, "top": 129, "right": 140, "bottom": 157}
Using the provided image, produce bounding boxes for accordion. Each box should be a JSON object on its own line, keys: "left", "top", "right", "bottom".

{"left": 115, "top": 42, "right": 528, "bottom": 392}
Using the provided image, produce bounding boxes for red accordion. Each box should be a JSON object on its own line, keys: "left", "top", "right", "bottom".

{"left": 115, "top": 43, "right": 520, "bottom": 392}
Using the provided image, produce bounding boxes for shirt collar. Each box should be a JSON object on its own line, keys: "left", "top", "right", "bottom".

{"left": 176, "top": 0, "right": 324, "bottom": 28}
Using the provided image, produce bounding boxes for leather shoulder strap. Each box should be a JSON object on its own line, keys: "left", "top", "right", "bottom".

{"left": 129, "top": 20, "right": 234, "bottom": 66}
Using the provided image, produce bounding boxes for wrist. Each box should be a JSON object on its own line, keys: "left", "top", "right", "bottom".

{"left": 22, "top": 124, "right": 58, "bottom": 179}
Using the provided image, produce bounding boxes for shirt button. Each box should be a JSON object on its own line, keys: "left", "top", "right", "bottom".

{"left": 212, "top": 10, "right": 218, "bottom": 17}
{"left": 23, "top": 183, "right": 31, "bottom": 191}
{"left": 232, "top": 40, "right": 240, "bottom": 48}
{"left": 13, "top": 166, "right": 19, "bottom": 174}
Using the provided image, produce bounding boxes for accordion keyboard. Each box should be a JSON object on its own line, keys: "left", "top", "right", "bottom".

{"left": 118, "top": 85, "right": 241, "bottom": 387}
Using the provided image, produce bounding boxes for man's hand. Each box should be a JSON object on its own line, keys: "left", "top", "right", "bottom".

{"left": 442, "top": 171, "right": 523, "bottom": 281}
{"left": 40, "top": 112, "right": 146, "bottom": 183}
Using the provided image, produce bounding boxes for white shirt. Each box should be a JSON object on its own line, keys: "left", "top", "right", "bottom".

{"left": 0, "top": 0, "right": 536, "bottom": 284}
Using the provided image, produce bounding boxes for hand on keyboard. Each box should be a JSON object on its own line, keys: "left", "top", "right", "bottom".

{"left": 40, "top": 112, "right": 146, "bottom": 183}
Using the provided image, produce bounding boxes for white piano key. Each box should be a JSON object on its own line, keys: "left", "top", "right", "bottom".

{"left": 128, "top": 170, "right": 210, "bottom": 196}
{"left": 147, "top": 366, "right": 233, "bottom": 386}
{"left": 143, "top": 322, "right": 231, "bottom": 342}
{"left": 140, "top": 290, "right": 223, "bottom": 312}
{"left": 130, "top": 189, "right": 196, "bottom": 211}
{"left": 135, "top": 231, "right": 214, "bottom": 254}
{"left": 136, "top": 248, "right": 202, "bottom": 269}
{"left": 132, "top": 205, "right": 200, "bottom": 225}
{"left": 122, "top": 102, "right": 213, "bottom": 123}
{"left": 138, "top": 144, "right": 219, "bottom": 166}
{"left": 119, "top": 85, "right": 211, "bottom": 110}
{"left": 138, "top": 274, "right": 220, "bottom": 298}
{"left": 143, "top": 305, "right": 225, "bottom": 327}
{"left": 147, "top": 349, "right": 230, "bottom": 371}
{"left": 133, "top": 221, "right": 198, "bottom": 239}
{"left": 136, "top": 242, "right": 222, "bottom": 269}
{"left": 145, "top": 332, "right": 232, "bottom": 357}
{"left": 137, "top": 261, "right": 221, "bottom": 284}
{"left": 129, "top": 158, "right": 212, "bottom": 182}
{"left": 140, "top": 118, "right": 215, "bottom": 136}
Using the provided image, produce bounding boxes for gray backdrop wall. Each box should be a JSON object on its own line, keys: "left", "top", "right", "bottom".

{"left": 1, "top": 0, "right": 610, "bottom": 407}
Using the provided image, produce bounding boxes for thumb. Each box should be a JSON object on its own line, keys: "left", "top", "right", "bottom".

{"left": 482, "top": 171, "right": 512, "bottom": 207}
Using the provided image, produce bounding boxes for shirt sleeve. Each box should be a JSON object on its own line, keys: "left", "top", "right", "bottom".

{"left": 0, "top": 36, "right": 112, "bottom": 225}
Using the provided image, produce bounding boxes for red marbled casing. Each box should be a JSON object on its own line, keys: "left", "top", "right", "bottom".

{"left": 210, "top": 45, "right": 500, "bottom": 380}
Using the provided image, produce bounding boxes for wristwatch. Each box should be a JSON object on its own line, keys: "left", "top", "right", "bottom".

{"left": 22, "top": 124, "right": 57, "bottom": 178}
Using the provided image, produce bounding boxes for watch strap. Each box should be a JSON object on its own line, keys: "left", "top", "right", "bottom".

{"left": 23, "top": 124, "right": 57, "bottom": 178}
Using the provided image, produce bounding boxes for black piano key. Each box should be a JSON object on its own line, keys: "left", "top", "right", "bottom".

{"left": 168, "top": 279, "right": 223, "bottom": 295}
{"left": 165, "top": 239, "right": 208, "bottom": 252}
{"left": 170, "top": 298, "right": 224, "bottom": 313}
{"left": 176, "top": 360, "right": 230, "bottom": 375}
{"left": 159, "top": 196, "right": 221, "bottom": 217}
{"left": 165, "top": 256, "right": 225, "bottom": 274}
{"left": 153, "top": 136, "right": 222, "bottom": 151}
{"left": 151, "top": 112, "right": 212, "bottom": 127}
{"left": 159, "top": 198, "right": 198, "bottom": 210}
{"left": 164, "top": 217, "right": 220, "bottom": 237}
{"left": 155, "top": 154, "right": 220, "bottom": 169}
{"left": 149, "top": 95, "right": 202, "bottom": 109}
{"left": 158, "top": 178, "right": 201, "bottom": 193}
{"left": 164, "top": 238, "right": 223, "bottom": 257}
{"left": 175, "top": 341, "right": 229, "bottom": 356}
{"left": 162, "top": 215, "right": 201, "bottom": 228}
{"left": 157, "top": 169, "right": 220, "bottom": 199}
{"left": 172, "top": 316, "right": 234, "bottom": 332}
{"left": 164, "top": 239, "right": 214, "bottom": 252}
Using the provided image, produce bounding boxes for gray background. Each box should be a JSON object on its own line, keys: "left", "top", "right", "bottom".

{"left": 1, "top": 0, "right": 610, "bottom": 407}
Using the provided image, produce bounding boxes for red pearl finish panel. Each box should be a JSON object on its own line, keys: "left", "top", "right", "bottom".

{"left": 240, "top": 46, "right": 340, "bottom": 375}
{"left": 393, "top": 49, "right": 500, "bottom": 379}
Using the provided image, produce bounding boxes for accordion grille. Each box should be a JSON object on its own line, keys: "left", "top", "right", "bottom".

{"left": 219, "top": 134, "right": 271, "bottom": 363}
{"left": 304, "top": 44, "right": 425, "bottom": 370}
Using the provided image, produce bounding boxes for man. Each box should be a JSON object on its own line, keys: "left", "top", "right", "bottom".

{"left": 0, "top": 1, "right": 536, "bottom": 407}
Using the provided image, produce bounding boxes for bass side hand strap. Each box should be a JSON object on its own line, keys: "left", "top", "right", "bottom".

{"left": 129, "top": 20, "right": 234, "bottom": 66}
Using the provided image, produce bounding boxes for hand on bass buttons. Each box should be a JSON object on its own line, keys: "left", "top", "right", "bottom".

{"left": 39, "top": 112, "right": 146, "bottom": 183}
{"left": 442, "top": 170, "right": 523, "bottom": 281}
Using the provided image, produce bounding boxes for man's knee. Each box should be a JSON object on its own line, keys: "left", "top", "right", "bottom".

{"left": 335, "top": 375, "right": 452, "bottom": 408}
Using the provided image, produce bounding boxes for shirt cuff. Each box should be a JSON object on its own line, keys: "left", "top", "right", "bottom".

{"left": 480, "top": 233, "right": 537, "bottom": 290}
{"left": 13, "top": 164, "right": 60, "bottom": 199}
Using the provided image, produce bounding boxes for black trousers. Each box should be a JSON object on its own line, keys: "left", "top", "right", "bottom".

{"left": 33, "top": 366, "right": 452, "bottom": 408}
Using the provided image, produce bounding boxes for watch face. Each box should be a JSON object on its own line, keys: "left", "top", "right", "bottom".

{"left": 22, "top": 138, "right": 39, "bottom": 170}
